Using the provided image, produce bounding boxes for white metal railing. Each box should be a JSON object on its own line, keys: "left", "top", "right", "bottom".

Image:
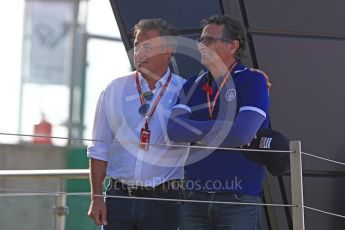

{"left": 0, "top": 136, "right": 345, "bottom": 230}
{"left": 0, "top": 141, "right": 304, "bottom": 230}
{"left": 0, "top": 169, "right": 89, "bottom": 178}
{"left": 2, "top": 141, "right": 345, "bottom": 230}
{"left": 290, "top": 141, "right": 305, "bottom": 230}
{"left": 0, "top": 169, "right": 89, "bottom": 230}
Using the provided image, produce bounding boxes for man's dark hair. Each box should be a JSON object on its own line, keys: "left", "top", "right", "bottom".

{"left": 133, "top": 19, "right": 179, "bottom": 49}
{"left": 201, "top": 15, "right": 247, "bottom": 60}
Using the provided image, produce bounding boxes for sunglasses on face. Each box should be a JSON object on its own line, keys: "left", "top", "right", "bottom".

{"left": 196, "top": 36, "right": 231, "bottom": 46}
{"left": 138, "top": 91, "right": 154, "bottom": 115}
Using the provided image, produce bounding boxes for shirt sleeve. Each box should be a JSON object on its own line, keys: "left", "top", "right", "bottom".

{"left": 167, "top": 77, "right": 217, "bottom": 142}
{"left": 221, "top": 110, "right": 265, "bottom": 147}
{"left": 87, "top": 90, "right": 114, "bottom": 161}
{"left": 171, "top": 80, "right": 193, "bottom": 113}
{"left": 167, "top": 110, "right": 217, "bottom": 142}
{"left": 238, "top": 72, "right": 269, "bottom": 119}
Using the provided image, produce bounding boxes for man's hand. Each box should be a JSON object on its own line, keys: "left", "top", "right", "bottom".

{"left": 88, "top": 196, "right": 107, "bottom": 226}
{"left": 88, "top": 158, "right": 108, "bottom": 225}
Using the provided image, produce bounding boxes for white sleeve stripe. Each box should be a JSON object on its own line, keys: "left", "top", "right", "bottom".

{"left": 239, "top": 106, "right": 266, "bottom": 118}
{"left": 173, "top": 104, "right": 192, "bottom": 113}
{"left": 194, "top": 75, "right": 204, "bottom": 84}
{"left": 234, "top": 68, "right": 247, "bottom": 74}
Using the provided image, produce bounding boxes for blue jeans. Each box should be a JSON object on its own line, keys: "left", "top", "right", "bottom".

{"left": 103, "top": 185, "right": 180, "bottom": 230}
{"left": 179, "top": 191, "right": 261, "bottom": 230}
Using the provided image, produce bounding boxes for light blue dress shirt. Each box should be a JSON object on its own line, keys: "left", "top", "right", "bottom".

{"left": 87, "top": 68, "right": 188, "bottom": 187}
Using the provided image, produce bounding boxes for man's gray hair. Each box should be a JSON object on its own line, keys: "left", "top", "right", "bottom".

{"left": 133, "top": 18, "right": 179, "bottom": 49}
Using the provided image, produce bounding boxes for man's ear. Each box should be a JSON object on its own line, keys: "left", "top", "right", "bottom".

{"left": 229, "top": 40, "right": 240, "bottom": 55}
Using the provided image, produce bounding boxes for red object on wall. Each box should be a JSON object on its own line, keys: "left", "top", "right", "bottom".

{"left": 33, "top": 117, "right": 52, "bottom": 144}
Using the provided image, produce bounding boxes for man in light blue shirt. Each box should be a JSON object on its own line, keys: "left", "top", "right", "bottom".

{"left": 87, "top": 19, "right": 188, "bottom": 230}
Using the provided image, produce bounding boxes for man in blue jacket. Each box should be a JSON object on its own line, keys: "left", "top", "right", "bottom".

{"left": 167, "top": 15, "right": 270, "bottom": 229}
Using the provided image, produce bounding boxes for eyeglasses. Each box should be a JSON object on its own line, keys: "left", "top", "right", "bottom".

{"left": 138, "top": 91, "right": 154, "bottom": 115}
{"left": 196, "top": 36, "right": 231, "bottom": 46}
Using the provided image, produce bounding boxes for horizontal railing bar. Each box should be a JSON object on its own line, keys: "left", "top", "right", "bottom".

{"left": 0, "top": 169, "right": 89, "bottom": 179}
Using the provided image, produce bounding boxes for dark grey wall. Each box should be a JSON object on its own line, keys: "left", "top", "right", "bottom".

{"left": 242, "top": 0, "right": 345, "bottom": 229}
{"left": 113, "top": 0, "right": 222, "bottom": 33}
{"left": 244, "top": 0, "right": 345, "bottom": 36}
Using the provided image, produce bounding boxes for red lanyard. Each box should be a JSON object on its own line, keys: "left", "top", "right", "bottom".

{"left": 205, "top": 62, "right": 237, "bottom": 119}
{"left": 135, "top": 71, "right": 172, "bottom": 129}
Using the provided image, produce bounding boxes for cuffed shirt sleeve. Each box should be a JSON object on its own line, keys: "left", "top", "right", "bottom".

{"left": 87, "top": 91, "right": 114, "bottom": 161}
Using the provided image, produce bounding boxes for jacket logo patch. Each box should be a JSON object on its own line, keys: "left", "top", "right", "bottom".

{"left": 225, "top": 89, "right": 236, "bottom": 102}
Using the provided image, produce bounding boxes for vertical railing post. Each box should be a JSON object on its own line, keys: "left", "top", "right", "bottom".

{"left": 53, "top": 178, "right": 68, "bottom": 230}
{"left": 289, "top": 141, "right": 305, "bottom": 230}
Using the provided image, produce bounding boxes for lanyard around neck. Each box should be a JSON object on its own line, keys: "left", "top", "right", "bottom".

{"left": 205, "top": 62, "right": 237, "bottom": 119}
{"left": 135, "top": 71, "right": 172, "bottom": 129}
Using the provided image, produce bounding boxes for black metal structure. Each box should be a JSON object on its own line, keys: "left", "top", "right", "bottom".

{"left": 109, "top": 0, "right": 345, "bottom": 229}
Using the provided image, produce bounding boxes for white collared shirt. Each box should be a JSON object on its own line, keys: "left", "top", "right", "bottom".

{"left": 87, "top": 69, "right": 188, "bottom": 187}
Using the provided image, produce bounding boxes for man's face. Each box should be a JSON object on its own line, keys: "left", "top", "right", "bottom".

{"left": 134, "top": 29, "right": 170, "bottom": 77}
{"left": 197, "top": 24, "right": 233, "bottom": 68}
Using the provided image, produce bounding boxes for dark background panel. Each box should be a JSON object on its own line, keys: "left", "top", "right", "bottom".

{"left": 282, "top": 176, "right": 345, "bottom": 229}
{"left": 252, "top": 34, "right": 345, "bottom": 172}
{"left": 115, "top": 0, "right": 223, "bottom": 33}
{"left": 244, "top": 0, "right": 345, "bottom": 36}
{"left": 264, "top": 174, "right": 292, "bottom": 230}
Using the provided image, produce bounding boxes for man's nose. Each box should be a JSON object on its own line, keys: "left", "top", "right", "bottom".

{"left": 197, "top": 41, "right": 208, "bottom": 51}
{"left": 197, "top": 42, "right": 211, "bottom": 54}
